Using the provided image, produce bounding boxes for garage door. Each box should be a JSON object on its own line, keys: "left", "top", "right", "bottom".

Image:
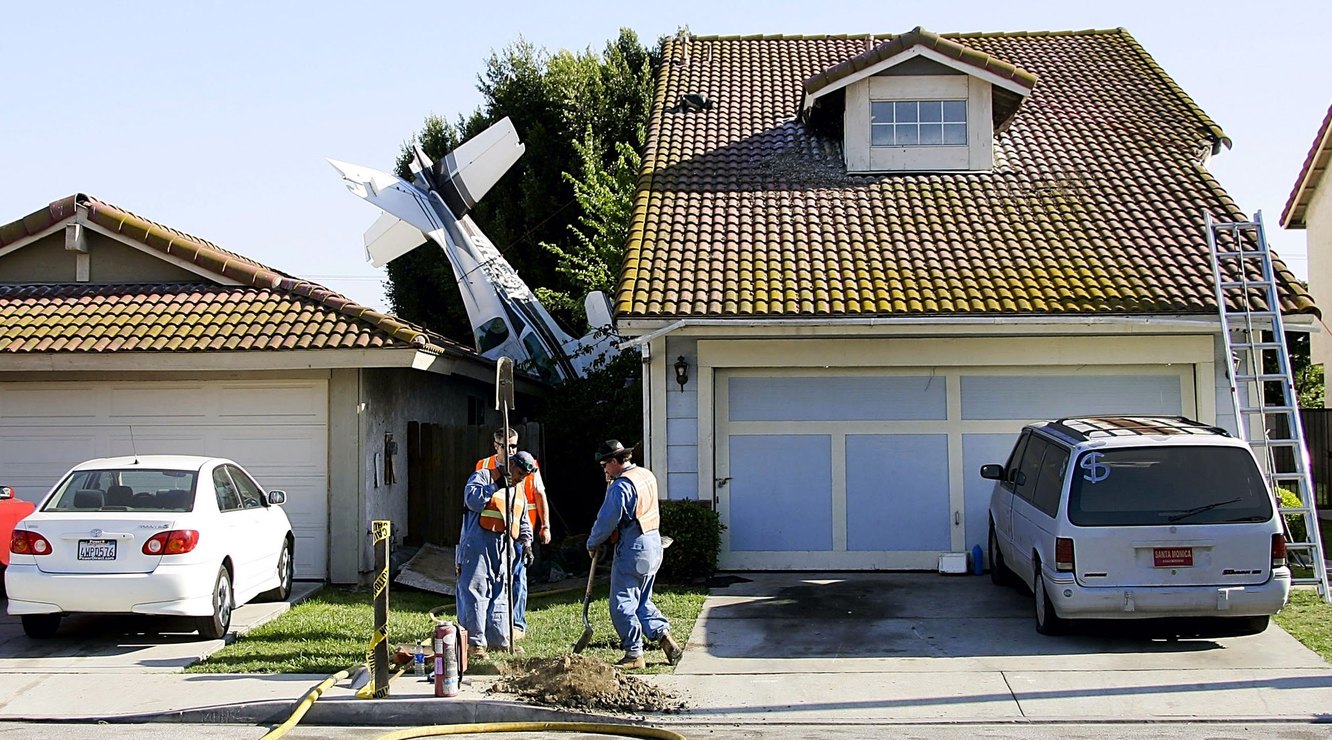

{"left": 0, "top": 380, "right": 329, "bottom": 579}
{"left": 715, "top": 368, "right": 1188, "bottom": 570}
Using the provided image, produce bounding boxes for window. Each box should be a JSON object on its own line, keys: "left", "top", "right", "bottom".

{"left": 213, "top": 468, "right": 243, "bottom": 512}
{"left": 1031, "top": 446, "right": 1069, "bottom": 517}
{"left": 871, "top": 100, "right": 967, "bottom": 147}
{"left": 1068, "top": 446, "right": 1273, "bottom": 526}
{"left": 226, "top": 465, "right": 266, "bottom": 509}
{"left": 1001, "top": 432, "right": 1030, "bottom": 492}
{"left": 1013, "top": 436, "right": 1049, "bottom": 503}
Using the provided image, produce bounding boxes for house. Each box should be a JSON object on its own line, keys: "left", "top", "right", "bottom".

{"left": 1281, "top": 102, "right": 1332, "bottom": 405}
{"left": 616, "top": 28, "right": 1317, "bottom": 570}
{"left": 0, "top": 194, "right": 544, "bottom": 583}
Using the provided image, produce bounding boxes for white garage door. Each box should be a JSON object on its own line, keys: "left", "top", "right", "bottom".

{"left": 0, "top": 380, "right": 329, "bottom": 578}
{"left": 715, "top": 368, "right": 1189, "bottom": 570}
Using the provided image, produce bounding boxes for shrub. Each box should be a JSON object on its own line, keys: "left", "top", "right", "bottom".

{"left": 659, "top": 500, "right": 725, "bottom": 582}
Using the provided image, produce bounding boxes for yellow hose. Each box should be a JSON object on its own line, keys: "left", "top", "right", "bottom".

{"left": 375, "top": 722, "right": 686, "bottom": 739}
{"left": 262, "top": 663, "right": 406, "bottom": 740}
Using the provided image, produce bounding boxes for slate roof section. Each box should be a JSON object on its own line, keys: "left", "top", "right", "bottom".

{"left": 1281, "top": 102, "right": 1332, "bottom": 228}
{"left": 0, "top": 194, "right": 465, "bottom": 355}
{"left": 620, "top": 29, "right": 1312, "bottom": 319}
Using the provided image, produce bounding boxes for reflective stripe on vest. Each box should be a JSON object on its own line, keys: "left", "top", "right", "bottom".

{"left": 476, "top": 454, "right": 542, "bottom": 527}
{"left": 618, "top": 466, "right": 660, "bottom": 533}
{"left": 478, "top": 486, "right": 526, "bottom": 539}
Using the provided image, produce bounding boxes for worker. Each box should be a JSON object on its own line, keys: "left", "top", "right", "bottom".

{"left": 458, "top": 450, "right": 535, "bottom": 659}
{"left": 587, "top": 439, "right": 683, "bottom": 669}
{"left": 474, "top": 427, "right": 551, "bottom": 640}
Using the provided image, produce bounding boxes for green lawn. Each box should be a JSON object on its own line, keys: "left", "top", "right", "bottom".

{"left": 188, "top": 582, "right": 707, "bottom": 675}
{"left": 1275, "top": 589, "right": 1332, "bottom": 662}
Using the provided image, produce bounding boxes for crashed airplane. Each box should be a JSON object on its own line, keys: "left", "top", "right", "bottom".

{"left": 329, "top": 117, "right": 618, "bottom": 382}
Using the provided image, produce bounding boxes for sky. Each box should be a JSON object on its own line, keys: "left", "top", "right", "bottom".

{"left": 2, "top": 1, "right": 1327, "bottom": 314}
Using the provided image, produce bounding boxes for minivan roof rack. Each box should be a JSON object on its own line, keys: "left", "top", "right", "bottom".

{"left": 1045, "top": 416, "right": 1230, "bottom": 441}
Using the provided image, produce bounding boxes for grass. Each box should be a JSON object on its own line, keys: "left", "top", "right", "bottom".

{"left": 188, "top": 581, "right": 708, "bottom": 675}
{"left": 1275, "top": 589, "right": 1332, "bottom": 662}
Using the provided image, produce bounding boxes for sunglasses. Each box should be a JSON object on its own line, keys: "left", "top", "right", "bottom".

{"left": 496, "top": 443, "right": 519, "bottom": 450}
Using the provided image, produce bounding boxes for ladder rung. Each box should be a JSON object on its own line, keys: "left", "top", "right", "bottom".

{"left": 1223, "top": 311, "right": 1279, "bottom": 320}
{"left": 1230, "top": 342, "right": 1284, "bottom": 350}
{"left": 1212, "top": 221, "right": 1261, "bottom": 231}
{"left": 1235, "top": 373, "right": 1290, "bottom": 382}
{"left": 1218, "top": 282, "right": 1275, "bottom": 291}
{"left": 1238, "top": 405, "right": 1297, "bottom": 414}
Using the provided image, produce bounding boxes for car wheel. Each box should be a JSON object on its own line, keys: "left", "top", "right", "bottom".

{"left": 21, "top": 614, "right": 61, "bottom": 639}
{"left": 195, "top": 565, "right": 234, "bottom": 640}
{"left": 1034, "top": 570, "right": 1066, "bottom": 636}
{"left": 988, "top": 524, "right": 1011, "bottom": 586}
{"left": 258, "top": 542, "right": 294, "bottom": 603}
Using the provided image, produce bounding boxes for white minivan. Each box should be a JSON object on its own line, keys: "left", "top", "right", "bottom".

{"left": 983, "top": 416, "right": 1290, "bottom": 635}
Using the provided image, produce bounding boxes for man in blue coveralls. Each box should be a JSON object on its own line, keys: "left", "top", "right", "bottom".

{"left": 587, "top": 440, "right": 683, "bottom": 669}
{"left": 459, "top": 451, "right": 535, "bottom": 659}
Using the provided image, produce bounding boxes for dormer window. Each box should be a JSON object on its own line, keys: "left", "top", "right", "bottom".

{"left": 871, "top": 100, "right": 967, "bottom": 147}
{"left": 801, "top": 27, "right": 1036, "bottom": 175}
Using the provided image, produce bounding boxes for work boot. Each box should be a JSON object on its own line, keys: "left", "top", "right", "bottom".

{"left": 468, "top": 644, "right": 488, "bottom": 661}
{"left": 660, "top": 632, "right": 683, "bottom": 666}
{"left": 614, "top": 653, "right": 646, "bottom": 670}
{"left": 512, "top": 627, "right": 526, "bottom": 641}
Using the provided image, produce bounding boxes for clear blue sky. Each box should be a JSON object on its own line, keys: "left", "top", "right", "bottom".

{"left": 2, "top": 1, "right": 1326, "bottom": 312}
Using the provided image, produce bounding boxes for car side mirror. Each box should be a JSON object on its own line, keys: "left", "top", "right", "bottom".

{"left": 1014, "top": 471, "right": 1027, "bottom": 486}
{"left": 267, "top": 490, "right": 287, "bottom": 506}
{"left": 0, "top": 485, "right": 12, "bottom": 500}
{"left": 979, "top": 465, "right": 1004, "bottom": 480}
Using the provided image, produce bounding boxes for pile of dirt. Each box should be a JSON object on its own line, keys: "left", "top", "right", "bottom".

{"left": 489, "top": 654, "right": 685, "bottom": 713}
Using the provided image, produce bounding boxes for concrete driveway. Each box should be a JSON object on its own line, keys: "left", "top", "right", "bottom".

{"left": 0, "top": 582, "right": 320, "bottom": 673}
{"left": 649, "top": 573, "right": 1332, "bottom": 726}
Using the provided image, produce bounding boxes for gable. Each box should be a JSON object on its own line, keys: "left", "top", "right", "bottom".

{"left": 620, "top": 30, "right": 1312, "bottom": 320}
{"left": 0, "top": 228, "right": 207, "bottom": 285}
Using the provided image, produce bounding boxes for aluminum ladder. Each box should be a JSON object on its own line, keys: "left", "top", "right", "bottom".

{"left": 1205, "top": 210, "right": 1330, "bottom": 601}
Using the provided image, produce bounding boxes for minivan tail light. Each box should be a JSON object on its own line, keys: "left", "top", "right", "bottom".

{"left": 143, "top": 530, "right": 199, "bottom": 555}
{"left": 11, "top": 529, "right": 52, "bottom": 556}
{"left": 1055, "top": 537, "right": 1075, "bottom": 572}
{"left": 1271, "top": 533, "right": 1287, "bottom": 569}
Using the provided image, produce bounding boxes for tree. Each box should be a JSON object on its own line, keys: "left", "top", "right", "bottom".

{"left": 386, "top": 29, "right": 658, "bottom": 345}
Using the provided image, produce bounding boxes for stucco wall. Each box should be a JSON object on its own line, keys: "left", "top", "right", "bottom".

{"left": 1303, "top": 178, "right": 1332, "bottom": 405}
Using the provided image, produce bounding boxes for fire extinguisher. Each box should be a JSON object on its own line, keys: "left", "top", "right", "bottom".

{"left": 433, "top": 622, "right": 460, "bottom": 697}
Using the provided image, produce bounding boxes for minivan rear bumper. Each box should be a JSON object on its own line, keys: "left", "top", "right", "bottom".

{"left": 1046, "top": 567, "right": 1291, "bottom": 619}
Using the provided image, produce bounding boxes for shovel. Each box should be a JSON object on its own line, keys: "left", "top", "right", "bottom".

{"left": 572, "top": 547, "right": 601, "bottom": 653}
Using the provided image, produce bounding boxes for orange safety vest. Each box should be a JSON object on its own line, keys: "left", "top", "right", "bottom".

{"left": 477, "top": 483, "right": 527, "bottom": 539}
{"left": 617, "top": 466, "right": 660, "bottom": 534}
{"left": 476, "top": 454, "right": 544, "bottom": 528}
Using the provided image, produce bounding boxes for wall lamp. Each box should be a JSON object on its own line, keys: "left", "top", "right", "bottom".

{"left": 674, "top": 355, "right": 689, "bottom": 392}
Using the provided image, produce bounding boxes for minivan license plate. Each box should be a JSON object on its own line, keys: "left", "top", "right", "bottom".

{"left": 78, "top": 539, "right": 116, "bottom": 561}
{"left": 1153, "top": 547, "right": 1192, "bottom": 567}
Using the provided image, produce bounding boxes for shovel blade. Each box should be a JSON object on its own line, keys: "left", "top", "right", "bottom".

{"left": 572, "top": 626, "right": 593, "bottom": 654}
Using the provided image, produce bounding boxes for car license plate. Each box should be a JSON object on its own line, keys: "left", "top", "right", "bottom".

{"left": 1153, "top": 547, "right": 1193, "bottom": 567}
{"left": 78, "top": 539, "right": 116, "bottom": 561}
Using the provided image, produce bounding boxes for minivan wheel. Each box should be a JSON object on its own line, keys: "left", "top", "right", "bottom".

{"left": 258, "top": 542, "right": 294, "bottom": 603}
{"left": 195, "top": 565, "right": 233, "bottom": 640}
{"left": 21, "top": 614, "right": 61, "bottom": 639}
{"left": 1034, "top": 570, "right": 1066, "bottom": 636}
{"left": 988, "top": 524, "right": 1011, "bottom": 586}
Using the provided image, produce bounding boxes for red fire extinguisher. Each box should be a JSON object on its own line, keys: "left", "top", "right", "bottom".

{"left": 433, "top": 622, "right": 460, "bottom": 697}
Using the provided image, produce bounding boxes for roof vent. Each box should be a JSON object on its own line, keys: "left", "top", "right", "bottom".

{"left": 675, "top": 93, "right": 712, "bottom": 113}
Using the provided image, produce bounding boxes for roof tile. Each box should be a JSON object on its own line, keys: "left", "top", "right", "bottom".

{"left": 620, "top": 30, "right": 1313, "bottom": 319}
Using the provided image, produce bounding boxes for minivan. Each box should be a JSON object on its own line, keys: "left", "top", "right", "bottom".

{"left": 982, "top": 415, "right": 1290, "bottom": 635}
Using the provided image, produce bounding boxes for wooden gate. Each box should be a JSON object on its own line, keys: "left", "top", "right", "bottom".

{"left": 1299, "top": 408, "right": 1332, "bottom": 508}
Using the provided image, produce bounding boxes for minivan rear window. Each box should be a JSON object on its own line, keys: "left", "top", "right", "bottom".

{"left": 1068, "top": 446, "right": 1272, "bottom": 526}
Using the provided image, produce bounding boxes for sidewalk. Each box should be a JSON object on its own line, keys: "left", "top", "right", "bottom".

{"left": 0, "top": 573, "right": 1329, "bottom": 729}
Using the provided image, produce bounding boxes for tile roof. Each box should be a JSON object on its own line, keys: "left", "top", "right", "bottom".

{"left": 1280, "top": 102, "right": 1332, "bottom": 228}
{"left": 620, "top": 29, "right": 1313, "bottom": 319}
{"left": 0, "top": 194, "right": 466, "bottom": 355}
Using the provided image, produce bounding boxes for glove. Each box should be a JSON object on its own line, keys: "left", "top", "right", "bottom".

{"left": 522, "top": 545, "right": 535, "bottom": 567}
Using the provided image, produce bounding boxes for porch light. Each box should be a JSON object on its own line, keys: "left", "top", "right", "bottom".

{"left": 674, "top": 356, "right": 689, "bottom": 392}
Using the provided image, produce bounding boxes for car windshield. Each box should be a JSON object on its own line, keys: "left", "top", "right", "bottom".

{"left": 42, "top": 469, "right": 197, "bottom": 513}
{"left": 1068, "top": 446, "right": 1272, "bottom": 526}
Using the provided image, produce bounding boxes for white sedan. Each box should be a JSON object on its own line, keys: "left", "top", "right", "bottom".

{"left": 5, "top": 455, "right": 294, "bottom": 640}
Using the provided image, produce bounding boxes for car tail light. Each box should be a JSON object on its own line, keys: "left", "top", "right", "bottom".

{"left": 11, "top": 529, "right": 52, "bottom": 556}
{"left": 1054, "top": 537, "right": 1075, "bottom": 572}
{"left": 1271, "top": 533, "right": 1287, "bottom": 569}
{"left": 143, "top": 530, "right": 200, "bottom": 555}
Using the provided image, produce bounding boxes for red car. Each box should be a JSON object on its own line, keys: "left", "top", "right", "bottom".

{"left": 0, "top": 486, "right": 36, "bottom": 590}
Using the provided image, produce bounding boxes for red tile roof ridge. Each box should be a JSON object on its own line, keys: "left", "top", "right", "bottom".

{"left": 1281, "top": 102, "right": 1332, "bottom": 228}
{"left": 681, "top": 28, "right": 1128, "bottom": 42}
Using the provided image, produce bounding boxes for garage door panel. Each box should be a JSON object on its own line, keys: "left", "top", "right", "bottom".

{"left": 1, "top": 387, "right": 100, "bottom": 418}
{"left": 962, "top": 434, "right": 1021, "bottom": 552}
{"left": 730, "top": 376, "right": 946, "bottom": 421}
{"left": 218, "top": 383, "right": 326, "bottom": 418}
{"left": 960, "top": 375, "right": 1182, "bottom": 420}
{"left": 846, "top": 434, "right": 950, "bottom": 551}
{"left": 729, "top": 434, "right": 831, "bottom": 552}
{"left": 110, "top": 385, "right": 210, "bottom": 418}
